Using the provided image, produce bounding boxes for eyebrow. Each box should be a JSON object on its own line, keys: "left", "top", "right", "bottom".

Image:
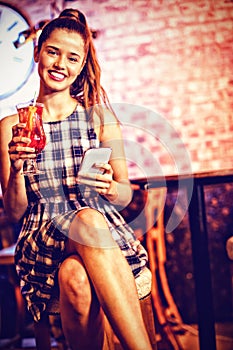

{"left": 46, "top": 45, "right": 81, "bottom": 57}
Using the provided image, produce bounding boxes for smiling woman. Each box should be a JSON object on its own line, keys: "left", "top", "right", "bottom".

{"left": 34, "top": 29, "right": 86, "bottom": 93}
{"left": 0, "top": 7, "right": 155, "bottom": 350}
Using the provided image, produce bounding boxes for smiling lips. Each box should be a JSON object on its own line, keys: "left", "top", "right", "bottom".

{"left": 48, "top": 70, "right": 66, "bottom": 81}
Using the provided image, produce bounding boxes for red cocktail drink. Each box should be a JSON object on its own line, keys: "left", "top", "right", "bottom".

{"left": 16, "top": 102, "right": 46, "bottom": 174}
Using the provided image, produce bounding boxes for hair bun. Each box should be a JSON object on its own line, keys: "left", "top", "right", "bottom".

{"left": 59, "top": 8, "right": 86, "bottom": 25}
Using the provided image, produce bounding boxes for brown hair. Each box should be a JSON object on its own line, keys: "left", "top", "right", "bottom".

{"left": 37, "top": 8, "right": 116, "bottom": 128}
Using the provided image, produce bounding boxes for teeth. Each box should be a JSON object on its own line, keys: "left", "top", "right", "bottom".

{"left": 50, "top": 71, "right": 65, "bottom": 79}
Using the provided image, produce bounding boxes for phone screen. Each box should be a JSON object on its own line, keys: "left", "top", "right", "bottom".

{"left": 78, "top": 147, "right": 112, "bottom": 175}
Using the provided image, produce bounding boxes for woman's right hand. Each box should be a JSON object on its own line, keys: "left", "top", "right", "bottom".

{"left": 0, "top": 116, "right": 30, "bottom": 221}
{"left": 8, "top": 123, "right": 35, "bottom": 172}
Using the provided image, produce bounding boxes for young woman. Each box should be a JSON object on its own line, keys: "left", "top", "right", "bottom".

{"left": 0, "top": 8, "right": 153, "bottom": 350}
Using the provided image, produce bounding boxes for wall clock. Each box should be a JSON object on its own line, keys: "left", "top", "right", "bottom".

{"left": 0, "top": 1, "right": 35, "bottom": 100}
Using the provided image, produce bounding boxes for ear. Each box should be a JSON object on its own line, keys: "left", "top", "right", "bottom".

{"left": 34, "top": 46, "right": 39, "bottom": 63}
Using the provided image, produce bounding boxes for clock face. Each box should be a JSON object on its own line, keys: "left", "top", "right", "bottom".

{"left": 0, "top": 2, "right": 34, "bottom": 99}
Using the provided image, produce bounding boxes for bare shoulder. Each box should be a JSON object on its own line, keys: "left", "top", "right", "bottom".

{"left": 93, "top": 106, "right": 119, "bottom": 125}
{"left": 0, "top": 114, "right": 19, "bottom": 126}
{"left": 102, "top": 108, "right": 121, "bottom": 138}
{"left": 93, "top": 106, "right": 120, "bottom": 141}
{"left": 100, "top": 108, "right": 123, "bottom": 144}
{"left": 0, "top": 114, "right": 17, "bottom": 138}
{"left": 104, "top": 107, "right": 119, "bottom": 125}
{"left": 0, "top": 114, "right": 18, "bottom": 129}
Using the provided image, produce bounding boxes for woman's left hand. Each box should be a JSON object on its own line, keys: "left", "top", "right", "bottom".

{"left": 78, "top": 163, "right": 118, "bottom": 200}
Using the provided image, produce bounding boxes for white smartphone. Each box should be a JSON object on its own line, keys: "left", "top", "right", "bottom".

{"left": 78, "top": 147, "right": 112, "bottom": 175}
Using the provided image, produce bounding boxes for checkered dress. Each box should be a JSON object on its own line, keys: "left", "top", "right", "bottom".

{"left": 15, "top": 108, "right": 148, "bottom": 321}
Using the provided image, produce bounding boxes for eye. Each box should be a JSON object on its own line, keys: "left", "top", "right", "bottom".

{"left": 47, "top": 49, "right": 58, "bottom": 56}
{"left": 69, "top": 57, "right": 78, "bottom": 62}
{"left": 69, "top": 55, "right": 81, "bottom": 63}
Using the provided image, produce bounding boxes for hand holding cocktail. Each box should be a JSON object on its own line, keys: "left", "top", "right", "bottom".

{"left": 15, "top": 101, "right": 46, "bottom": 174}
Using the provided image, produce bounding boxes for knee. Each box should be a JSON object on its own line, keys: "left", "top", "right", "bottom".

{"left": 70, "top": 208, "right": 116, "bottom": 248}
{"left": 78, "top": 208, "right": 108, "bottom": 230}
{"left": 58, "top": 255, "right": 91, "bottom": 302}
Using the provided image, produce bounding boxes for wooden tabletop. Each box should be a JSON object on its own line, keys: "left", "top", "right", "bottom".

{"left": 0, "top": 244, "right": 16, "bottom": 265}
{"left": 131, "top": 167, "right": 233, "bottom": 189}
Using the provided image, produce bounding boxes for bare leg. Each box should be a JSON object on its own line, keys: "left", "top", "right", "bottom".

{"left": 59, "top": 255, "right": 105, "bottom": 350}
{"left": 63, "top": 208, "right": 152, "bottom": 350}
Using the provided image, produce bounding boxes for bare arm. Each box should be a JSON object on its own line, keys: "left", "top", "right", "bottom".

{"left": 78, "top": 109, "right": 132, "bottom": 208}
{"left": 100, "top": 112, "right": 132, "bottom": 207}
{"left": 0, "top": 115, "right": 28, "bottom": 222}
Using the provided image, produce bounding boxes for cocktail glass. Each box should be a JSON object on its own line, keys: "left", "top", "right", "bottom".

{"left": 16, "top": 101, "right": 46, "bottom": 175}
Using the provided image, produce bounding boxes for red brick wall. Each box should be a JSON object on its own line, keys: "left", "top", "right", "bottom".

{"left": 1, "top": 0, "right": 233, "bottom": 178}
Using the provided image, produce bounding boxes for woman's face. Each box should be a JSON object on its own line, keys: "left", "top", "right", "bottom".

{"left": 34, "top": 28, "right": 86, "bottom": 93}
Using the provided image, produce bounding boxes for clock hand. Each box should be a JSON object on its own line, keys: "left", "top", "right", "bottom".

{"left": 8, "top": 21, "right": 18, "bottom": 31}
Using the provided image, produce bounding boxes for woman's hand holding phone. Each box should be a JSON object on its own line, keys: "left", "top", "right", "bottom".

{"left": 77, "top": 147, "right": 116, "bottom": 196}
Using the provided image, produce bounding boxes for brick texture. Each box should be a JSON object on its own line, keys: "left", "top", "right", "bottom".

{"left": 1, "top": 0, "right": 233, "bottom": 178}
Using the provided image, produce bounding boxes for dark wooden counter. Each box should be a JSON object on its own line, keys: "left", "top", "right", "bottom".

{"left": 131, "top": 168, "right": 233, "bottom": 350}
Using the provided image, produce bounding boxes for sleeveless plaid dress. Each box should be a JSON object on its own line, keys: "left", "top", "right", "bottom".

{"left": 15, "top": 108, "right": 148, "bottom": 321}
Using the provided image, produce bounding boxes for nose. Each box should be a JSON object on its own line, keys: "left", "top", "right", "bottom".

{"left": 54, "top": 55, "right": 66, "bottom": 69}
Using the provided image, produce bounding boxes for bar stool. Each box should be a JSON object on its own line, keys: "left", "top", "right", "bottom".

{"left": 33, "top": 266, "right": 157, "bottom": 350}
{"left": 145, "top": 187, "right": 184, "bottom": 350}
{"left": 0, "top": 215, "right": 26, "bottom": 348}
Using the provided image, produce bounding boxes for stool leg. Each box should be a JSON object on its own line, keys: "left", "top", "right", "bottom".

{"left": 140, "top": 294, "right": 158, "bottom": 350}
{"left": 34, "top": 313, "right": 51, "bottom": 350}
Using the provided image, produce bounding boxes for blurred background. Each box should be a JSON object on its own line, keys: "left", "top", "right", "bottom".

{"left": 1, "top": 0, "right": 233, "bottom": 176}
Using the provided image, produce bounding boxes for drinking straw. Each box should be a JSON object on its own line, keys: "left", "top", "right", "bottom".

{"left": 27, "top": 91, "right": 38, "bottom": 131}
{"left": 32, "top": 91, "right": 37, "bottom": 106}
